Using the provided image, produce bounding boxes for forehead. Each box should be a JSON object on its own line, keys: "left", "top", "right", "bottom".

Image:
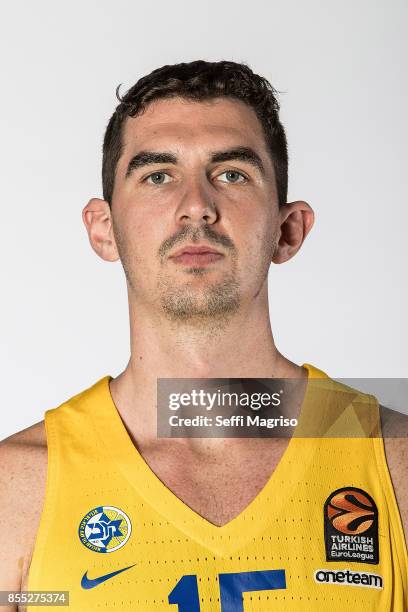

{"left": 121, "top": 96, "right": 268, "bottom": 156}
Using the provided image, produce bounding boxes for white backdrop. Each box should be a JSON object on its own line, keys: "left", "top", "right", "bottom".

{"left": 1, "top": 0, "right": 407, "bottom": 438}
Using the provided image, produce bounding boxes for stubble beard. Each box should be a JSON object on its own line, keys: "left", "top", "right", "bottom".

{"left": 115, "top": 234, "right": 242, "bottom": 325}
{"left": 156, "top": 263, "right": 241, "bottom": 324}
{"left": 113, "top": 218, "right": 277, "bottom": 328}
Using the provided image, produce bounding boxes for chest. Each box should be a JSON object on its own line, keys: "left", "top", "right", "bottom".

{"left": 139, "top": 441, "right": 289, "bottom": 526}
{"left": 27, "top": 436, "right": 397, "bottom": 611}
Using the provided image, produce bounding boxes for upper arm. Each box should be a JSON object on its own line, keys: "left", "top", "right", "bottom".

{"left": 0, "top": 423, "right": 47, "bottom": 604}
{"left": 380, "top": 405, "right": 408, "bottom": 548}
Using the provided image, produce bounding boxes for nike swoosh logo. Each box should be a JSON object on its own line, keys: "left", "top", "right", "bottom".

{"left": 81, "top": 564, "right": 136, "bottom": 589}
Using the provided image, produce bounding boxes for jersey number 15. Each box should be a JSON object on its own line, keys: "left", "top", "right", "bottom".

{"left": 169, "top": 569, "right": 286, "bottom": 612}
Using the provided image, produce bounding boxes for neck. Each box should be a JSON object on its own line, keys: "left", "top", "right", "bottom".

{"left": 109, "top": 284, "right": 306, "bottom": 448}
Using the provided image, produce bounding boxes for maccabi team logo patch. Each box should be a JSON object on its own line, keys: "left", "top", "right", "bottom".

{"left": 324, "top": 487, "right": 379, "bottom": 564}
{"left": 78, "top": 506, "right": 132, "bottom": 553}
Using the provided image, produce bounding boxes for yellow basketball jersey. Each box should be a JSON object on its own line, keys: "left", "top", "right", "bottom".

{"left": 27, "top": 364, "right": 408, "bottom": 611}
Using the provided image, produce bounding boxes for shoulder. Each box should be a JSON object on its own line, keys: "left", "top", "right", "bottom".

{"left": 0, "top": 421, "right": 47, "bottom": 493}
{"left": 0, "top": 418, "right": 47, "bottom": 475}
{"left": 380, "top": 405, "right": 408, "bottom": 547}
{"left": 380, "top": 404, "right": 408, "bottom": 437}
{"left": 0, "top": 422, "right": 47, "bottom": 589}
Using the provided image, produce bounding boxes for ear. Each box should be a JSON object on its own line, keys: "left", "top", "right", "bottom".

{"left": 82, "top": 198, "right": 120, "bottom": 262}
{"left": 272, "top": 200, "right": 315, "bottom": 264}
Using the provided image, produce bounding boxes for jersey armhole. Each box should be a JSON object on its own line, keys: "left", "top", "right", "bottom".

{"left": 373, "top": 402, "right": 408, "bottom": 592}
{"left": 27, "top": 408, "right": 60, "bottom": 590}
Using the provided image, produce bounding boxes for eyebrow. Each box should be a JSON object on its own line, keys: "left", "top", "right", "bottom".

{"left": 126, "top": 151, "right": 178, "bottom": 177}
{"left": 209, "top": 147, "right": 265, "bottom": 175}
{"left": 125, "top": 146, "right": 265, "bottom": 178}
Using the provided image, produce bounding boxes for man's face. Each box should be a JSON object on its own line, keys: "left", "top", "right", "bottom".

{"left": 110, "top": 96, "right": 280, "bottom": 323}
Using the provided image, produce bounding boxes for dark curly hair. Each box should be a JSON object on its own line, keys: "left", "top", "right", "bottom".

{"left": 102, "top": 60, "right": 288, "bottom": 207}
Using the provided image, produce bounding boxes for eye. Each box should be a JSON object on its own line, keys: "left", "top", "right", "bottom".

{"left": 145, "top": 171, "right": 172, "bottom": 185}
{"left": 217, "top": 170, "right": 247, "bottom": 184}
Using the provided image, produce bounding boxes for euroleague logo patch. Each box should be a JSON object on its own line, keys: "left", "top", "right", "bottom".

{"left": 78, "top": 506, "right": 132, "bottom": 553}
{"left": 324, "top": 487, "right": 379, "bottom": 564}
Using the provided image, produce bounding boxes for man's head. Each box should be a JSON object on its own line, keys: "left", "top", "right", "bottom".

{"left": 83, "top": 60, "right": 314, "bottom": 327}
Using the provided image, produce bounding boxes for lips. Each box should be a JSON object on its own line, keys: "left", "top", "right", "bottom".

{"left": 169, "top": 245, "right": 224, "bottom": 266}
{"left": 170, "top": 245, "right": 222, "bottom": 258}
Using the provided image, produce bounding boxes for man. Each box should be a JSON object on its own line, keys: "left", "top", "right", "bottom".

{"left": 0, "top": 60, "right": 407, "bottom": 611}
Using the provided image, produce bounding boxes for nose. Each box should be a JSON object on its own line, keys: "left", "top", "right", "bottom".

{"left": 175, "top": 176, "right": 218, "bottom": 226}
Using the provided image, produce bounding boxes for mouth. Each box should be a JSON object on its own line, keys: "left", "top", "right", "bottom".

{"left": 169, "top": 245, "right": 224, "bottom": 267}
{"left": 170, "top": 252, "right": 224, "bottom": 266}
